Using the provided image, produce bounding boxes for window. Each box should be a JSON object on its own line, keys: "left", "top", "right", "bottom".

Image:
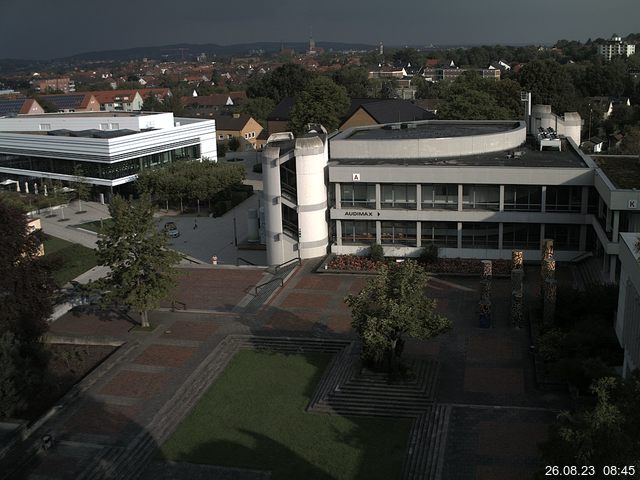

{"left": 461, "top": 223, "right": 499, "bottom": 248}
{"left": 282, "top": 204, "right": 298, "bottom": 239}
{"left": 504, "top": 186, "right": 542, "bottom": 211}
{"left": 381, "top": 184, "right": 417, "bottom": 209}
{"left": 502, "top": 223, "right": 540, "bottom": 249}
{"left": 280, "top": 160, "right": 297, "bottom": 201}
{"left": 342, "top": 221, "right": 376, "bottom": 244}
{"left": 544, "top": 224, "right": 580, "bottom": 250}
{"left": 39, "top": 123, "right": 51, "bottom": 131}
{"left": 462, "top": 185, "right": 500, "bottom": 211}
{"left": 545, "top": 186, "right": 582, "bottom": 212}
{"left": 381, "top": 221, "right": 417, "bottom": 245}
{"left": 421, "top": 222, "right": 457, "bottom": 247}
{"left": 422, "top": 184, "right": 457, "bottom": 210}
{"left": 341, "top": 183, "right": 376, "bottom": 209}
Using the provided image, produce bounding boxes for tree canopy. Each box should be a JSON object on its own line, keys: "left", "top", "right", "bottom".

{"left": 0, "top": 199, "right": 53, "bottom": 417}
{"left": 137, "top": 160, "right": 245, "bottom": 206}
{"left": 246, "top": 63, "right": 315, "bottom": 104}
{"left": 288, "top": 76, "right": 350, "bottom": 134}
{"left": 345, "top": 260, "right": 451, "bottom": 372}
{"left": 517, "top": 59, "right": 578, "bottom": 113}
{"left": 92, "top": 196, "right": 181, "bottom": 328}
{"left": 539, "top": 375, "right": 640, "bottom": 471}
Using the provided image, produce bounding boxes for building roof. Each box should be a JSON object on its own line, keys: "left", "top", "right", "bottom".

{"left": 91, "top": 90, "right": 142, "bottom": 105}
{"left": 214, "top": 114, "right": 254, "bottom": 131}
{"left": 593, "top": 156, "right": 640, "bottom": 189}
{"left": 183, "top": 94, "right": 233, "bottom": 108}
{"left": 0, "top": 98, "right": 38, "bottom": 116}
{"left": 39, "top": 93, "right": 95, "bottom": 110}
{"left": 355, "top": 99, "right": 435, "bottom": 124}
{"left": 267, "top": 97, "right": 295, "bottom": 121}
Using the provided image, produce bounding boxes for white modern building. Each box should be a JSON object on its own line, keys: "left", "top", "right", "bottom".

{"left": 615, "top": 233, "right": 640, "bottom": 377}
{"left": 0, "top": 111, "right": 216, "bottom": 196}
{"left": 598, "top": 34, "right": 636, "bottom": 61}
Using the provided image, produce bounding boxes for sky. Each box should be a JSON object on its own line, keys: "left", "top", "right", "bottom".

{"left": 1, "top": 0, "right": 639, "bottom": 60}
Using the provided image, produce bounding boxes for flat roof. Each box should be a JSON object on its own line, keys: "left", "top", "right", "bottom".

{"left": 345, "top": 121, "right": 520, "bottom": 140}
{"left": 593, "top": 156, "right": 640, "bottom": 189}
{"left": 14, "top": 111, "right": 164, "bottom": 118}
{"left": 331, "top": 138, "right": 588, "bottom": 168}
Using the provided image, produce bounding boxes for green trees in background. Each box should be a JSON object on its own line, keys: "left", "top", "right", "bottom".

{"left": 288, "top": 76, "right": 349, "bottom": 134}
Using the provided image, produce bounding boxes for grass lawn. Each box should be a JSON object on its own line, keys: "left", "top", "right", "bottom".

{"left": 43, "top": 235, "right": 97, "bottom": 286}
{"left": 76, "top": 218, "right": 113, "bottom": 234}
{"left": 160, "top": 350, "right": 411, "bottom": 480}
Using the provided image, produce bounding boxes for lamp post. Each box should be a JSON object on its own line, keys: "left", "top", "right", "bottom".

{"left": 588, "top": 106, "right": 593, "bottom": 140}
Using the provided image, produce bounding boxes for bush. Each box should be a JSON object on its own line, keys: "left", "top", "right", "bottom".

{"left": 418, "top": 244, "right": 438, "bottom": 264}
{"left": 369, "top": 243, "right": 384, "bottom": 262}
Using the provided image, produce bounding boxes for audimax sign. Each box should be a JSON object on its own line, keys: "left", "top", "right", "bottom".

{"left": 344, "top": 211, "right": 381, "bottom": 217}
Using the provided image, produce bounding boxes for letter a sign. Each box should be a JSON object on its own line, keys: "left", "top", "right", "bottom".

{"left": 352, "top": 173, "right": 361, "bottom": 182}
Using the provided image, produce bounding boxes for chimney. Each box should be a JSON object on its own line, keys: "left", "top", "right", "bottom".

{"left": 232, "top": 113, "right": 240, "bottom": 119}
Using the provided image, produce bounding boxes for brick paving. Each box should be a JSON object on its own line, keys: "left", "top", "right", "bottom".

{"left": 9, "top": 263, "right": 571, "bottom": 480}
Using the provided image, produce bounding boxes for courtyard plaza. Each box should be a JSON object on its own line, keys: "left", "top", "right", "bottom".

{"left": 11, "top": 259, "right": 569, "bottom": 480}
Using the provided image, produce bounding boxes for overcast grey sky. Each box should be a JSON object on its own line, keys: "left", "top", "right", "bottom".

{"left": 1, "top": 0, "right": 639, "bottom": 59}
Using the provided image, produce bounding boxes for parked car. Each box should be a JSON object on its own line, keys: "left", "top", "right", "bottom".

{"left": 164, "top": 221, "right": 180, "bottom": 238}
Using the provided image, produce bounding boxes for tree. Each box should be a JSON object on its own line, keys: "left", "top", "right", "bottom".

{"left": 288, "top": 76, "right": 350, "bottom": 134}
{"left": 539, "top": 375, "right": 640, "bottom": 472}
{"left": 345, "top": 260, "right": 451, "bottom": 373}
{"left": 71, "top": 164, "right": 90, "bottom": 213}
{"left": 517, "top": 59, "right": 578, "bottom": 113}
{"left": 0, "top": 199, "right": 53, "bottom": 418}
{"left": 240, "top": 96, "right": 275, "bottom": 127}
{"left": 228, "top": 136, "right": 241, "bottom": 152}
{"left": 246, "top": 64, "right": 315, "bottom": 104}
{"left": 332, "top": 66, "right": 371, "bottom": 98}
{"left": 92, "top": 196, "right": 181, "bottom": 328}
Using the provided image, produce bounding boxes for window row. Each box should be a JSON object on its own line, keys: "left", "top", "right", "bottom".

{"left": 340, "top": 221, "right": 581, "bottom": 250}
{"left": 338, "top": 183, "right": 589, "bottom": 213}
{"left": 0, "top": 145, "right": 200, "bottom": 180}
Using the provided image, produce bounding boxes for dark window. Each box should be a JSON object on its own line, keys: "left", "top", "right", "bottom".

{"left": 341, "top": 183, "right": 376, "bottom": 209}
{"left": 381, "top": 184, "right": 417, "bottom": 209}
{"left": 545, "top": 224, "right": 580, "bottom": 250}
{"left": 421, "top": 222, "right": 458, "bottom": 247}
{"left": 341, "top": 221, "right": 377, "bottom": 244}
{"left": 504, "top": 186, "right": 542, "bottom": 211}
{"left": 422, "top": 184, "right": 458, "bottom": 210}
{"left": 381, "top": 221, "right": 417, "bottom": 245}
{"left": 502, "top": 223, "right": 541, "bottom": 249}
{"left": 545, "top": 186, "right": 582, "bottom": 212}
{"left": 462, "top": 185, "right": 500, "bottom": 211}
{"left": 461, "top": 222, "right": 499, "bottom": 248}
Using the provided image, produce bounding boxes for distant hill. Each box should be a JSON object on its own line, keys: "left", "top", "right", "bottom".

{"left": 57, "top": 42, "right": 377, "bottom": 62}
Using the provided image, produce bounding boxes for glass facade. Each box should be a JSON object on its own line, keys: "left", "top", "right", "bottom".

{"left": 421, "top": 184, "right": 458, "bottom": 210}
{"left": 502, "top": 223, "right": 541, "bottom": 249}
{"left": 341, "top": 221, "right": 376, "bottom": 244}
{"left": 461, "top": 222, "right": 500, "bottom": 248}
{"left": 545, "top": 224, "right": 580, "bottom": 250}
{"left": 462, "top": 185, "right": 500, "bottom": 211}
{"left": 381, "top": 184, "right": 417, "bottom": 209}
{"left": 341, "top": 183, "right": 376, "bottom": 209}
{"left": 279, "top": 159, "right": 297, "bottom": 201}
{"left": 545, "top": 186, "right": 582, "bottom": 212}
{"left": 0, "top": 145, "right": 200, "bottom": 181}
{"left": 504, "top": 185, "right": 542, "bottom": 211}
{"left": 421, "top": 222, "right": 458, "bottom": 247}
{"left": 282, "top": 204, "right": 298, "bottom": 239}
{"left": 381, "top": 221, "right": 417, "bottom": 245}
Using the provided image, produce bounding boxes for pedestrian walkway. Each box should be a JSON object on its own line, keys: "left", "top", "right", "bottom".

{"left": 4, "top": 262, "right": 570, "bottom": 480}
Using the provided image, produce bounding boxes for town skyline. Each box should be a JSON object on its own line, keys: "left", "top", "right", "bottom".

{"left": 1, "top": 0, "right": 639, "bottom": 60}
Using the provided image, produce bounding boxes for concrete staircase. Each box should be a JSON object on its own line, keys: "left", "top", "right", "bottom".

{"left": 243, "top": 261, "right": 299, "bottom": 313}
{"left": 574, "top": 256, "right": 607, "bottom": 290}
{"left": 402, "top": 405, "right": 451, "bottom": 480}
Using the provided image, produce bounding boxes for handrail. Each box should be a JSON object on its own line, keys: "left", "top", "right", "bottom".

{"left": 254, "top": 277, "right": 284, "bottom": 296}
{"left": 236, "top": 257, "right": 256, "bottom": 266}
{"left": 275, "top": 257, "right": 300, "bottom": 273}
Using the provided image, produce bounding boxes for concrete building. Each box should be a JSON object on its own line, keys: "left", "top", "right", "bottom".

{"left": 615, "top": 233, "right": 640, "bottom": 377}
{"left": 598, "top": 35, "right": 636, "bottom": 61}
{"left": 0, "top": 111, "right": 216, "bottom": 196}
{"left": 37, "top": 78, "right": 75, "bottom": 93}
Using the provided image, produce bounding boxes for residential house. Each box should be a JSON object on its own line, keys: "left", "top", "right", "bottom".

{"left": 92, "top": 90, "right": 144, "bottom": 111}
{"left": 0, "top": 98, "right": 44, "bottom": 116}
{"left": 37, "top": 78, "right": 75, "bottom": 93}
{"left": 39, "top": 93, "right": 100, "bottom": 113}
{"left": 339, "top": 99, "right": 435, "bottom": 131}
{"left": 214, "top": 114, "right": 263, "bottom": 151}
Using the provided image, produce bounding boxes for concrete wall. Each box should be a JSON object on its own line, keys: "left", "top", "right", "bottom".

{"left": 330, "top": 121, "right": 526, "bottom": 160}
{"left": 616, "top": 233, "right": 640, "bottom": 377}
{"left": 0, "top": 112, "right": 176, "bottom": 132}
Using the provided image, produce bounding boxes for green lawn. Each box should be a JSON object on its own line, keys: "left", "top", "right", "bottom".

{"left": 160, "top": 350, "right": 411, "bottom": 480}
{"left": 43, "top": 235, "right": 97, "bottom": 286}
{"left": 75, "top": 218, "right": 113, "bottom": 234}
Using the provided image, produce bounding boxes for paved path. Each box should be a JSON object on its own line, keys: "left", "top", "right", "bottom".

{"left": 7, "top": 263, "right": 570, "bottom": 480}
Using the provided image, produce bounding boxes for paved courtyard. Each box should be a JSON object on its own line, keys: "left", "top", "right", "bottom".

{"left": 11, "top": 262, "right": 567, "bottom": 480}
